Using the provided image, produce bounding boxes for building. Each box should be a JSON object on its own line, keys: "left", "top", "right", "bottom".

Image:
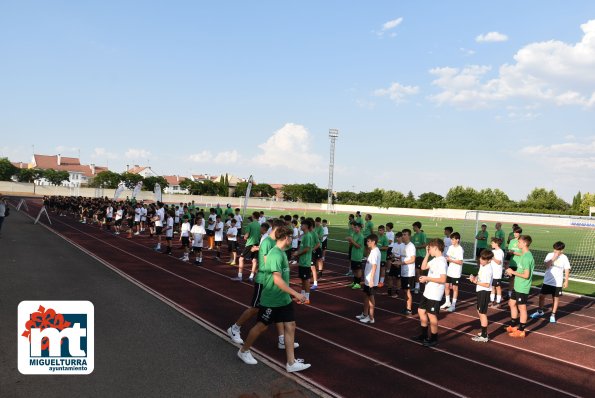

{"left": 125, "top": 165, "right": 158, "bottom": 178}
{"left": 29, "top": 154, "right": 108, "bottom": 187}
{"left": 269, "top": 184, "right": 284, "bottom": 200}
{"left": 163, "top": 175, "right": 189, "bottom": 194}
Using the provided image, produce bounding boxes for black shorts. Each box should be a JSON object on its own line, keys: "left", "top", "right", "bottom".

{"left": 492, "top": 278, "right": 502, "bottom": 287}
{"left": 447, "top": 276, "right": 460, "bottom": 285}
{"left": 388, "top": 265, "right": 401, "bottom": 277}
{"left": 350, "top": 260, "right": 362, "bottom": 270}
{"left": 206, "top": 229, "right": 215, "bottom": 236}
{"left": 298, "top": 266, "right": 312, "bottom": 280}
{"left": 511, "top": 290, "right": 529, "bottom": 305}
{"left": 229, "top": 241, "right": 238, "bottom": 252}
{"left": 192, "top": 246, "right": 202, "bottom": 253}
{"left": 505, "top": 252, "right": 513, "bottom": 261}
{"left": 106, "top": 217, "right": 113, "bottom": 223}
{"left": 380, "top": 260, "right": 386, "bottom": 268}
{"left": 312, "top": 247, "right": 322, "bottom": 260}
{"left": 415, "top": 257, "right": 424, "bottom": 269}
{"left": 475, "top": 247, "right": 486, "bottom": 257}
{"left": 419, "top": 296, "right": 440, "bottom": 315}
{"left": 214, "top": 240, "right": 222, "bottom": 247}
{"left": 401, "top": 276, "right": 415, "bottom": 290}
{"left": 363, "top": 285, "right": 377, "bottom": 297}
{"left": 134, "top": 221, "right": 140, "bottom": 225}
{"left": 166, "top": 236, "right": 173, "bottom": 241}
{"left": 181, "top": 237, "right": 190, "bottom": 247}
{"left": 241, "top": 245, "right": 256, "bottom": 260}
{"left": 115, "top": 219, "right": 122, "bottom": 226}
{"left": 322, "top": 240, "right": 328, "bottom": 251}
{"left": 257, "top": 302, "right": 295, "bottom": 326}
{"left": 155, "top": 226, "right": 163, "bottom": 235}
{"left": 540, "top": 284, "right": 563, "bottom": 297}
{"left": 250, "top": 283, "right": 263, "bottom": 308}
{"left": 476, "top": 290, "right": 491, "bottom": 314}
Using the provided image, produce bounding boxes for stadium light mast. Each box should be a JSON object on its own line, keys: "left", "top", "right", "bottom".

{"left": 327, "top": 129, "right": 339, "bottom": 213}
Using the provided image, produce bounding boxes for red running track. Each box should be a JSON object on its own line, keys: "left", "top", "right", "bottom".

{"left": 14, "top": 200, "right": 595, "bottom": 398}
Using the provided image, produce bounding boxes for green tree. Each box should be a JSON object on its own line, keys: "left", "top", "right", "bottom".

{"left": 180, "top": 179, "right": 202, "bottom": 195}
{"left": 253, "top": 183, "right": 276, "bottom": 198}
{"left": 417, "top": 192, "right": 444, "bottom": 209}
{"left": 0, "top": 157, "right": 18, "bottom": 181}
{"left": 520, "top": 188, "right": 569, "bottom": 211}
{"left": 572, "top": 191, "right": 582, "bottom": 212}
{"left": 120, "top": 172, "right": 144, "bottom": 189}
{"left": 282, "top": 183, "right": 326, "bottom": 203}
{"left": 579, "top": 192, "right": 595, "bottom": 215}
{"left": 142, "top": 176, "right": 169, "bottom": 192}
{"left": 445, "top": 186, "right": 480, "bottom": 209}
{"left": 89, "top": 171, "right": 122, "bottom": 188}
{"left": 476, "top": 188, "right": 514, "bottom": 209}
{"left": 43, "top": 169, "right": 70, "bottom": 185}
{"left": 336, "top": 191, "right": 358, "bottom": 203}
{"left": 233, "top": 181, "right": 249, "bottom": 197}
{"left": 16, "top": 168, "right": 43, "bottom": 183}
{"left": 381, "top": 190, "right": 408, "bottom": 208}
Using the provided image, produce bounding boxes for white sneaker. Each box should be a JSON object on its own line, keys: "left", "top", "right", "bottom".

{"left": 440, "top": 302, "right": 451, "bottom": 309}
{"left": 355, "top": 313, "right": 366, "bottom": 320}
{"left": 286, "top": 360, "right": 311, "bottom": 372}
{"left": 471, "top": 335, "right": 489, "bottom": 343}
{"left": 278, "top": 341, "right": 300, "bottom": 349}
{"left": 227, "top": 327, "right": 243, "bottom": 344}
{"left": 359, "top": 316, "right": 375, "bottom": 324}
{"left": 414, "top": 288, "right": 419, "bottom": 294}
{"left": 134, "top": 232, "right": 140, "bottom": 235}
{"left": 237, "top": 349, "right": 257, "bottom": 365}
{"left": 530, "top": 310, "right": 545, "bottom": 319}
{"left": 448, "top": 305, "right": 456, "bottom": 312}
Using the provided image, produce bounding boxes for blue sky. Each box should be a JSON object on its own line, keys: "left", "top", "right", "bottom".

{"left": 1, "top": 1, "right": 595, "bottom": 201}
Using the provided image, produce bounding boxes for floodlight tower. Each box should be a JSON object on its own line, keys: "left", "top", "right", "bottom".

{"left": 327, "top": 129, "right": 339, "bottom": 213}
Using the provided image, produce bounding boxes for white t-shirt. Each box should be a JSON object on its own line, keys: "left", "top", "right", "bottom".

{"left": 258, "top": 216, "right": 266, "bottom": 225}
{"left": 106, "top": 206, "right": 113, "bottom": 218}
{"left": 134, "top": 208, "right": 142, "bottom": 222}
{"left": 234, "top": 214, "right": 243, "bottom": 229}
{"left": 543, "top": 253, "right": 571, "bottom": 287}
{"left": 393, "top": 242, "right": 404, "bottom": 261}
{"left": 207, "top": 214, "right": 216, "bottom": 231}
{"left": 140, "top": 207, "right": 147, "bottom": 221}
{"left": 364, "top": 247, "right": 381, "bottom": 287}
{"left": 491, "top": 248, "right": 504, "bottom": 279}
{"left": 386, "top": 231, "right": 395, "bottom": 248}
{"left": 443, "top": 237, "right": 452, "bottom": 256}
{"left": 190, "top": 224, "right": 205, "bottom": 247}
{"left": 227, "top": 226, "right": 238, "bottom": 241}
{"left": 156, "top": 207, "right": 165, "bottom": 223}
{"left": 423, "top": 256, "right": 447, "bottom": 301}
{"left": 174, "top": 209, "right": 180, "bottom": 223}
{"left": 115, "top": 209, "right": 123, "bottom": 221}
{"left": 401, "top": 242, "right": 416, "bottom": 278}
{"left": 155, "top": 217, "right": 163, "bottom": 228}
{"left": 181, "top": 222, "right": 191, "bottom": 237}
{"left": 322, "top": 226, "right": 328, "bottom": 242}
{"left": 292, "top": 227, "right": 299, "bottom": 249}
{"left": 165, "top": 217, "right": 174, "bottom": 238}
{"left": 476, "top": 264, "right": 493, "bottom": 292}
{"left": 446, "top": 245, "right": 464, "bottom": 278}
{"left": 214, "top": 221, "right": 224, "bottom": 241}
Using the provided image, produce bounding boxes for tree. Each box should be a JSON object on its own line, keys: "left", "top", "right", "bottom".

{"left": 572, "top": 191, "right": 582, "bottom": 212}
{"left": 579, "top": 192, "right": 595, "bottom": 215}
{"left": 336, "top": 191, "right": 358, "bottom": 203}
{"left": 233, "top": 181, "right": 248, "bottom": 197}
{"left": 89, "top": 171, "right": 122, "bottom": 188}
{"left": 253, "top": 183, "right": 276, "bottom": 198}
{"left": 477, "top": 188, "right": 513, "bottom": 209}
{"left": 43, "top": 169, "right": 70, "bottom": 186}
{"left": 282, "top": 183, "right": 326, "bottom": 203}
{"left": 445, "top": 186, "right": 480, "bottom": 209}
{"left": 217, "top": 174, "right": 229, "bottom": 196}
{"left": 417, "top": 192, "right": 444, "bottom": 209}
{"left": 16, "top": 168, "right": 43, "bottom": 183}
{"left": 520, "top": 188, "right": 569, "bottom": 211}
{"left": 120, "top": 172, "right": 144, "bottom": 189}
{"left": 142, "top": 176, "right": 169, "bottom": 192}
{"left": 0, "top": 157, "right": 18, "bottom": 181}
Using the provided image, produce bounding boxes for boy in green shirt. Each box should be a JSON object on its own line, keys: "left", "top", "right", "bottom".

{"left": 505, "top": 235, "right": 534, "bottom": 338}
{"left": 237, "top": 226, "right": 310, "bottom": 372}
{"left": 494, "top": 222, "right": 506, "bottom": 251}
{"left": 377, "top": 225, "right": 389, "bottom": 288}
{"left": 505, "top": 227, "right": 522, "bottom": 298}
{"left": 292, "top": 219, "right": 313, "bottom": 304}
{"left": 411, "top": 221, "right": 427, "bottom": 293}
{"left": 234, "top": 211, "right": 262, "bottom": 281}
{"left": 475, "top": 223, "right": 489, "bottom": 265}
{"left": 346, "top": 223, "right": 364, "bottom": 289}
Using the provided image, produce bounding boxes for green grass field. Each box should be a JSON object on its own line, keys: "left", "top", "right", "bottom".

{"left": 246, "top": 207, "right": 595, "bottom": 297}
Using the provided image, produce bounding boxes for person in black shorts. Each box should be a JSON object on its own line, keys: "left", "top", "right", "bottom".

{"left": 387, "top": 231, "right": 403, "bottom": 297}
{"left": 469, "top": 250, "right": 494, "bottom": 342}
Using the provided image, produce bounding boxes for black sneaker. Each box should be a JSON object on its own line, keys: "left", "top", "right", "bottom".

{"left": 412, "top": 334, "right": 425, "bottom": 342}
{"left": 423, "top": 338, "right": 438, "bottom": 347}
{"left": 387, "top": 289, "right": 392, "bottom": 297}
{"left": 401, "top": 309, "right": 412, "bottom": 315}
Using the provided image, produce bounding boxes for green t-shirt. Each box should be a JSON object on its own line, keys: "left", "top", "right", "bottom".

{"left": 298, "top": 233, "right": 312, "bottom": 267}
{"left": 315, "top": 225, "right": 324, "bottom": 241}
{"left": 355, "top": 216, "right": 363, "bottom": 226}
{"left": 351, "top": 232, "right": 364, "bottom": 262}
{"left": 256, "top": 236, "right": 275, "bottom": 284}
{"left": 259, "top": 246, "right": 292, "bottom": 307}
{"left": 508, "top": 239, "right": 521, "bottom": 267}
{"left": 495, "top": 229, "right": 506, "bottom": 250}
{"left": 245, "top": 221, "right": 261, "bottom": 246}
{"left": 224, "top": 207, "right": 234, "bottom": 217}
{"left": 215, "top": 207, "right": 223, "bottom": 217}
{"left": 378, "top": 234, "right": 389, "bottom": 262}
{"left": 310, "top": 230, "right": 320, "bottom": 250}
{"left": 514, "top": 251, "right": 535, "bottom": 294}
{"left": 476, "top": 230, "right": 489, "bottom": 249}
{"left": 412, "top": 231, "right": 427, "bottom": 257}
{"left": 363, "top": 221, "right": 374, "bottom": 238}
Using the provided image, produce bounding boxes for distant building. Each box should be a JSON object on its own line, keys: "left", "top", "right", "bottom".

{"left": 126, "top": 165, "right": 158, "bottom": 178}
{"left": 29, "top": 154, "right": 108, "bottom": 187}
{"left": 163, "top": 175, "right": 189, "bottom": 194}
{"left": 269, "top": 184, "right": 284, "bottom": 200}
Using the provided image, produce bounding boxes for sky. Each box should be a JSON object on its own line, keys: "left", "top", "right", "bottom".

{"left": 1, "top": 1, "right": 595, "bottom": 201}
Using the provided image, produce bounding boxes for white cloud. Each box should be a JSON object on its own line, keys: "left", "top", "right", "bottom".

{"left": 125, "top": 148, "right": 151, "bottom": 159}
{"left": 459, "top": 47, "right": 475, "bottom": 56}
{"left": 430, "top": 20, "right": 595, "bottom": 108}
{"left": 373, "top": 82, "right": 420, "bottom": 103}
{"left": 376, "top": 17, "right": 403, "bottom": 37}
{"left": 91, "top": 147, "right": 117, "bottom": 160}
{"left": 520, "top": 139, "right": 595, "bottom": 170}
{"left": 476, "top": 31, "right": 509, "bottom": 43}
{"left": 253, "top": 123, "right": 323, "bottom": 172}
{"left": 188, "top": 150, "right": 239, "bottom": 165}
{"left": 55, "top": 145, "right": 78, "bottom": 154}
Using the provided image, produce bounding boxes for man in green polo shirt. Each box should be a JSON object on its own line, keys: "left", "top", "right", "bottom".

{"left": 346, "top": 223, "right": 364, "bottom": 289}
{"left": 293, "top": 219, "right": 313, "bottom": 303}
{"left": 475, "top": 223, "right": 489, "bottom": 265}
{"left": 504, "top": 235, "right": 534, "bottom": 338}
{"left": 234, "top": 211, "right": 261, "bottom": 281}
{"left": 411, "top": 221, "right": 427, "bottom": 293}
{"left": 238, "top": 226, "right": 310, "bottom": 372}
{"left": 494, "top": 222, "right": 506, "bottom": 251}
{"left": 377, "top": 225, "right": 389, "bottom": 288}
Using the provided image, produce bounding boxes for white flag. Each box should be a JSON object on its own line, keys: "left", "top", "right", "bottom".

{"left": 114, "top": 182, "right": 125, "bottom": 201}
{"left": 132, "top": 181, "right": 143, "bottom": 199}
{"left": 242, "top": 175, "right": 253, "bottom": 219}
{"left": 154, "top": 183, "right": 162, "bottom": 203}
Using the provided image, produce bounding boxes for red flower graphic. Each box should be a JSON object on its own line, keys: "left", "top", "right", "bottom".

{"left": 21, "top": 305, "right": 72, "bottom": 350}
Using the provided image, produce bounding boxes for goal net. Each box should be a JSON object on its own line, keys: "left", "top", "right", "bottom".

{"left": 462, "top": 210, "right": 595, "bottom": 284}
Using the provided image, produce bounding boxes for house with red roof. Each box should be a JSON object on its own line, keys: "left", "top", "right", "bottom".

{"left": 162, "top": 175, "right": 189, "bottom": 194}
{"left": 29, "top": 154, "right": 108, "bottom": 187}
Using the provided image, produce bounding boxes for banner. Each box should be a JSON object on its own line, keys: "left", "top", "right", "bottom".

{"left": 154, "top": 183, "right": 162, "bottom": 203}
{"left": 242, "top": 175, "right": 253, "bottom": 220}
{"left": 132, "top": 181, "right": 143, "bottom": 199}
{"left": 113, "top": 182, "right": 125, "bottom": 201}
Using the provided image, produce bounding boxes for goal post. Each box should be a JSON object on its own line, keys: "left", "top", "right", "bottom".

{"left": 462, "top": 210, "right": 595, "bottom": 284}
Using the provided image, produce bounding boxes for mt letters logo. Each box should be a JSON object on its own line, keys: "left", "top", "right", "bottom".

{"left": 18, "top": 301, "right": 94, "bottom": 374}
